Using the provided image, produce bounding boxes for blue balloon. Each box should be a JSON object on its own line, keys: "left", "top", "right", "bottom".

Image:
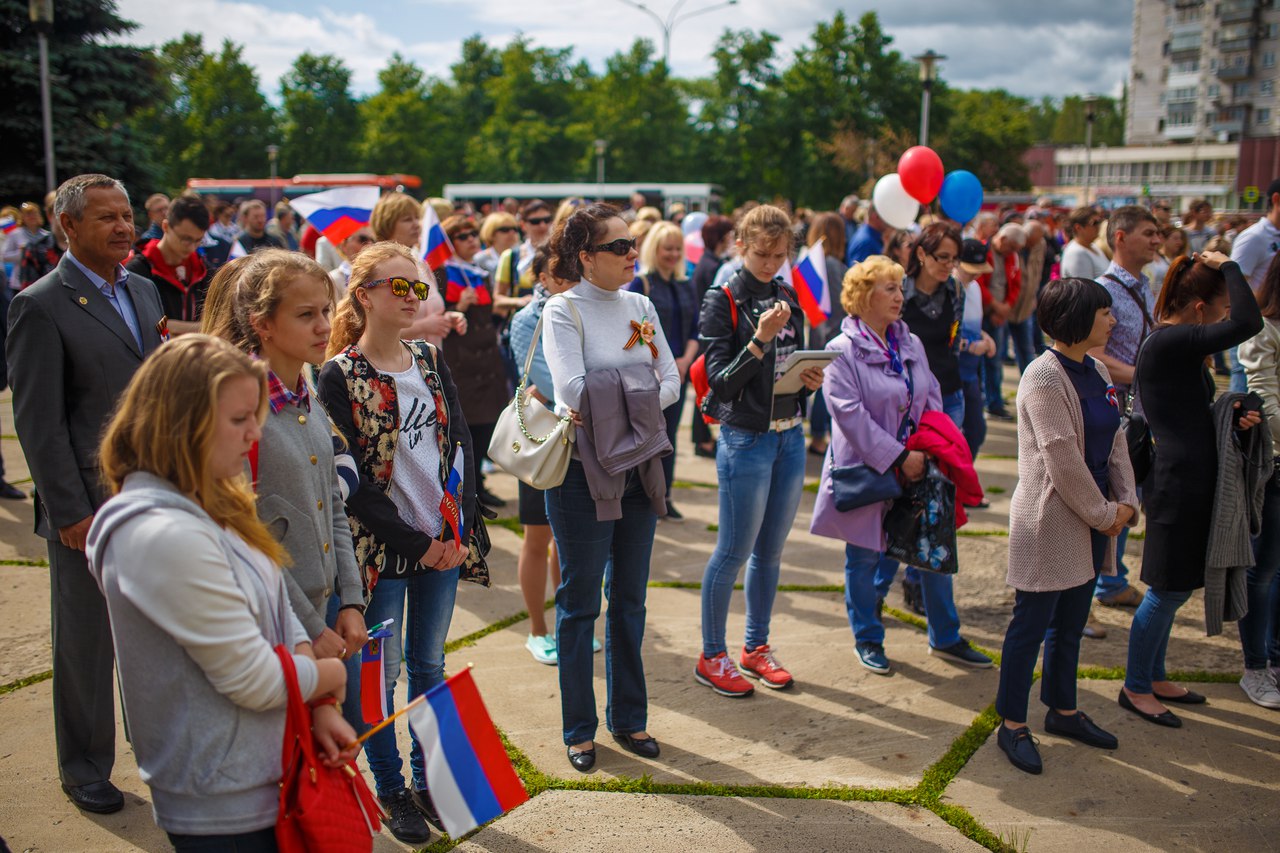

{"left": 938, "top": 170, "right": 983, "bottom": 223}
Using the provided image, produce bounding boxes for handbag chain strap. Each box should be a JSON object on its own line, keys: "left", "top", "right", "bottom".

{"left": 513, "top": 296, "right": 580, "bottom": 444}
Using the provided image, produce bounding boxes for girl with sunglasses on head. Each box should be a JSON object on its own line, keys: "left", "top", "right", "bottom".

{"left": 317, "top": 241, "right": 478, "bottom": 846}
{"left": 542, "top": 204, "right": 679, "bottom": 772}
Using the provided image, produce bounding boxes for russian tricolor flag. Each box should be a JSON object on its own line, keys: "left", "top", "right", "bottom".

{"left": 440, "top": 442, "right": 465, "bottom": 549}
{"left": 791, "top": 237, "right": 830, "bottom": 326}
{"left": 0, "top": 215, "right": 17, "bottom": 235}
{"left": 444, "top": 261, "right": 493, "bottom": 306}
{"left": 406, "top": 668, "right": 529, "bottom": 838}
{"left": 289, "top": 186, "right": 379, "bottom": 245}
{"left": 360, "top": 627, "right": 394, "bottom": 725}
{"left": 421, "top": 205, "right": 454, "bottom": 271}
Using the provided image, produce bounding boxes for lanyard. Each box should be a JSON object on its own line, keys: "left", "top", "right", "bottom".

{"left": 857, "top": 319, "right": 915, "bottom": 441}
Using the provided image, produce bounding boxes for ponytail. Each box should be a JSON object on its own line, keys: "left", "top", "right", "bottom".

{"left": 326, "top": 295, "right": 366, "bottom": 359}
{"left": 1154, "top": 255, "right": 1225, "bottom": 320}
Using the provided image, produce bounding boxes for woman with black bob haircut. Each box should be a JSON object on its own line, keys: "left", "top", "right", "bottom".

{"left": 995, "top": 277, "right": 1139, "bottom": 774}
{"left": 540, "top": 203, "right": 680, "bottom": 772}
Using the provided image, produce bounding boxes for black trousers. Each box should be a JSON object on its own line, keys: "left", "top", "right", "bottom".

{"left": 49, "top": 537, "right": 116, "bottom": 786}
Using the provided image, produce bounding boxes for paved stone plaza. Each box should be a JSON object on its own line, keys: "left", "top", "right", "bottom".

{"left": 1, "top": 369, "right": 1277, "bottom": 852}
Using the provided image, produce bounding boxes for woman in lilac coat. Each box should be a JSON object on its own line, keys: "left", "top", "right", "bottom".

{"left": 811, "top": 256, "right": 990, "bottom": 675}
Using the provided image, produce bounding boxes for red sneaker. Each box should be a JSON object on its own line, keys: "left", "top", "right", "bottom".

{"left": 694, "top": 652, "right": 755, "bottom": 697}
{"left": 739, "top": 644, "right": 794, "bottom": 689}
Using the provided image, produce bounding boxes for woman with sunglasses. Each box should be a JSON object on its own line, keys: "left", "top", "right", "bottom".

{"left": 1061, "top": 207, "right": 1110, "bottom": 280}
{"left": 442, "top": 215, "right": 511, "bottom": 508}
{"left": 318, "top": 241, "right": 476, "bottom": 846}
{"left": 542, "top": 204, "right": 679, "bottom": 772}
{"left": 474, "top": 212, "right": 521, "bottom": 279}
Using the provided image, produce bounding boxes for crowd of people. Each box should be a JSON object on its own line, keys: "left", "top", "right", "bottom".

{"left": 4, "top": 170, "right": 1280, "bottom": 849}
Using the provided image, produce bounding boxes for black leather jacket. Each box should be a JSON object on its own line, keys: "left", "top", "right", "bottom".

{"left": 699, "top": 268, "right": 809, "bottom": 432}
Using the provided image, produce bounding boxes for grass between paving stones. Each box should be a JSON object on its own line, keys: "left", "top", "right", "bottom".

{"left": 0, "top": 669, "right": 53, "bottom": 696}
{"left": 0, "top": 557, "right": 49, "bottom": 567}
{"left": 488, "top": 516, "right": 525, "bottom": 537}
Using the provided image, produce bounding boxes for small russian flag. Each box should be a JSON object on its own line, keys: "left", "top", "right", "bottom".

{"left": 440, "top": 442, "right": 465, "bottom": 549}
{"left": 406, "top": 668, "right": 530, "bottom": 838}
{"left": 0, "top": 215, "right": 16, "bottom": 235}
{"left": 791, "top": 238, "right": 830, "bottom": 326}
{"left": 421, "top": 205, "right": 454, "bottom": 271}
{"left": 288, "top": 186, "right": 379, "bottom": 245}
{"left": 444, "top": 261, "right": 492, "bottom": 306}
{"left": 360, "top": 628, "right": 393, "bottom": 725}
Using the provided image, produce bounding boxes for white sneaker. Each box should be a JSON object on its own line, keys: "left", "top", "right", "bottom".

{"left": 525, "top": 634, "right": 557, "bottom": 665}
{"left": 1240, "top": 668, "right": 1280, "bottom": 709}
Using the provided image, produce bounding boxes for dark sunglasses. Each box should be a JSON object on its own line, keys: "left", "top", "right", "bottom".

{"left": 363, "top": 276, "right": 430, "bottom": 299}
{"left": 524, "top": 216, "right": 552, "bottom": 226}
{"left": 495, "top": 225, "right": 519, "bottom": 233}
{"left": 452, "top": 230, "right": 479, "bottom": 241}
{"left": 352, "top": 234, "right": 375, "bottom": 245}
{"left": 592, "top": 237, "right": 637, "bottom": 256}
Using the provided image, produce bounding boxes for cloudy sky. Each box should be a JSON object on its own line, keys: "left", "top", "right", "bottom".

{"left": 113, "top": 0, "right": 1134, "bottom": 100}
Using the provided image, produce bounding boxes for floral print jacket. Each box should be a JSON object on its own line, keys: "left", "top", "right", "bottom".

{"left": 317, "top": 339, "right": 486, "bottom": 598}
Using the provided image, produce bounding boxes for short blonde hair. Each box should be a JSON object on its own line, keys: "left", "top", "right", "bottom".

{"left": 635, "top": 206, "right": 662, "bottom": 224}
{"left": 841, "top": 255, "right": 904, "bottom": 318}
{"left": 480, "top": 212, "right": 517, "bottom": 244}
{"left": 638, "top": 221, "right": 687, "bottom": 279}
{"left": 736, "top": 204, "right": 791, "bottom": 251}
{"left": 370, "top": 192, "right": 422, "bottom": 242}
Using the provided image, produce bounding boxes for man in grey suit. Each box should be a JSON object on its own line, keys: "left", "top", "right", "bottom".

{"left": 6, "top": 174, "right": 165, "bottom": 814}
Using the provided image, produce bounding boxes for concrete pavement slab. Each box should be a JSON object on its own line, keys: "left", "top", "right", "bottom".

{"left": 2, "top": 565, "right": 52, "bottom": 683}
{"left": 455, "top": 790, "right": 986, "bottom": 852}
{"left": 945, "top": 680, "right": 1280, "bottom": 852}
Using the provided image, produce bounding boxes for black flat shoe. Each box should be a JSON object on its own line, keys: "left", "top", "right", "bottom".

{"left": 997, "top": 725, "right": 1042, "bottom": 775}
{"left": 612, "top": 732, "right": 660, "bottom": 759}
{"left": 1118, "top": 689, "right": 1182, "bottom": 728}
{"left": 567, "top": 744, "right": 596, "bottom": 772}
{"left": 62, "top": 780, "right": 125, "bottom": 814}
{"left": 0, "top": 481, "right": 26, "bottom": 500}
{"left": 1153, "top": 688, "right": 1207, "bottom": 705}
{"left": 1044, "top": 709, "right": 1118, "bottom": 749}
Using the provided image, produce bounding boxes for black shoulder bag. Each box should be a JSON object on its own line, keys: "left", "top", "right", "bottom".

{"left": 1103, "top": 273, "right": 1156, "bottom": 483}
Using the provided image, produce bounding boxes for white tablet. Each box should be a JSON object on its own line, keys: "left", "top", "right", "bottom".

{"left": 772, "top": 349, "right": 840, "bottom": 394}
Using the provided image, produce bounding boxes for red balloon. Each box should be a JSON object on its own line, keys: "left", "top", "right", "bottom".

{"left": 898, "top": 146, "right": 945, "bottom": 204}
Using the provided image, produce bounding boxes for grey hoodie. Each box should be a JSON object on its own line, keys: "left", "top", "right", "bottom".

{"left": 86, "top": 471, "right": 317, "bottom": 835}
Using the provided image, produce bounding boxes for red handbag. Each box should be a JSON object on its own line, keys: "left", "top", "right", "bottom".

{"left": 274, "top": 645, "right": 383, "bottom": 853}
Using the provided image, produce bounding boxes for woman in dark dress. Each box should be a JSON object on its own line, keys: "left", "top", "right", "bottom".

{"left": 1121, "top": 251, "right": 1265, "bottom": 727}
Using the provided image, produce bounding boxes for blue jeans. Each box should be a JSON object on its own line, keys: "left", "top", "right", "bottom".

{"left": 982, "top": 319, "right": 1009, "bottom": 413}
{"left": 846, "top": 545, "right": 962, "bottom": 649}
{"left": 1095, "top": 522, "right": 1134, "bottom": 599}
{"left": 1030, "top": 313, "right": 1047, "bottom": 355}
{"left": 547, "top": 459, "right": 657, "bottom": 745}
{"left": 810, "top": 387, "right": 831, "bottom": 442}
{"left": 1229, "top": 344, "right": 1248, "bottom": 393}
{"left": 1125, "top": 586, "right": 1194, "bottom": 693}
{"left": 701, "top": 423, "right": 806, "bottom": 657}
{"left": 1006, "top": 318, "right": 1037, "bottom": 375}
{"left": 660, "top": 381, "right": 688, "bottom": 498}
{"left": 961, "top": 377, "right": 986, "bottom": 458}
{"left": 1241, "top": 474, "right": 1280, "bottom": 668}
{"left": 360, "top": 566, "right": 459, "bottom": 797}
{"left": 996, "top": 570, "right": 1097, "bottom": 724}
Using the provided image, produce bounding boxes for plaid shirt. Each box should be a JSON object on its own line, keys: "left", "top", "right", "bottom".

{"left": 266, "top": 370, "right": 310, "bottom": 414}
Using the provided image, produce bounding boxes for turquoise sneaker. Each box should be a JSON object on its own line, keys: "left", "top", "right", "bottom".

{"left": 525, "top": 634, "right": 558, "bottom": 665}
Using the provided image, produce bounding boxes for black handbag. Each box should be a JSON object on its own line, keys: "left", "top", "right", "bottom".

{"left": 831, "top": 464, "right": 903, "bottom": 511}
{"left": 1123, "top": 333, "right": 1155, "bottom": 484}
{"left": 883, "top": 461, "right": 959, "bottom": 575}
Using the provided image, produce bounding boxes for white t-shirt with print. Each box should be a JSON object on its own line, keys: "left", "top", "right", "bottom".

{"left": 388, "top": 364, "right": 444, "bottom": 537}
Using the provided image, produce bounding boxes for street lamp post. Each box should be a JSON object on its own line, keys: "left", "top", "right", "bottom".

{"left": 616, "top": 0, "right": 739, "bottom": 66}
{"left": 266, "top": 144, "right": 280, "bottom": 208}
{"left": 594, "top": 139, "right": 608, "bottom": 200}
{"left": 30, "top": 0, "right": 55, "bottom": 194}
{"left": 913, "top": 50, "right": 946, "bottom": 147}
{"left": 1083, "top": 95, "right": 1098, "bottom": 205}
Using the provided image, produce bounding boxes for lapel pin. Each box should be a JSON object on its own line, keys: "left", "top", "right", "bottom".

{"left": 78, "top": 296, "right": 88, "bottom": 305}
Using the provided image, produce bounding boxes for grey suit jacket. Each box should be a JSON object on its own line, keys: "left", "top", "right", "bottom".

{"left": 6, "top": 253, "right": 165, "bottom": 538}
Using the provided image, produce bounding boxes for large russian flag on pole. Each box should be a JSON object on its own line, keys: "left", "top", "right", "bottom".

{"left": 421, "top": 205, "right": 454, "bottom": 271}
{"left": 791, "top": 238, "right": 830, "bottom": 326}
{"left": 289, "top": 186, "right": 379, "bottom": 245}
{"left": 406, "top": 668, "right": 529, "bottom": 838}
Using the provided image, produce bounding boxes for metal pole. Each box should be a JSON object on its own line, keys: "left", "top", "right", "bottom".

{"left": 37, "top": 32, "right": 54, "bottom": 193}
{"left": 920, "top": 81, "right": 932, "bottom": 146}
{"left": 912, "top": 50, "right": 945, "bottom": 148}
{"left": 1083, "top": 96, "right": 1097, "bottom": 205}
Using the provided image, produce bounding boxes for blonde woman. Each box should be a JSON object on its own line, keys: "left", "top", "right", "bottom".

{"left": 369, "top": 192, "right": 465, "bottom": 348}
{"left": 86, "top": 336, "right": 355, "bottom": 850}
{"left": 626, "top": 220, "right": 700, "bottom": 519}
{"left": 475, "top": 211, "right": 521, "bottom": 279}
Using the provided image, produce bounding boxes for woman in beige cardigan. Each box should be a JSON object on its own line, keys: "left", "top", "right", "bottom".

{"left": 995, "top": 278, "right": 1139, "bottom": 774}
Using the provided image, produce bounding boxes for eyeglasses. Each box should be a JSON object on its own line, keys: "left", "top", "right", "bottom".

{"left": 352, "top": 235, "right": 375, "bottom": 245}
{"left": 591, "top": 238, "right": 637, "bottom": 256}
{"left": 495, "top": 226, "right": 519, "bottom": 233}
{"left": 524, "top": 216, "right": 552, "bottom": 226}
{"left": 928, "top": 252, "right": 958, "bottom": 265}
{"left": 452, "top": 230, "right": 479, "bottom": 241}
{"left": 363, "top": 277, "right": 431, "bottom": 299}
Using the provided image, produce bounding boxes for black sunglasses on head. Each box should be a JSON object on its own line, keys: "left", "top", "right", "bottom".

{"left": 363, "top": 276, "right": 430, "bottom": 299}
{"left": 592, "top": 237, "right": 637, "bottom": 256}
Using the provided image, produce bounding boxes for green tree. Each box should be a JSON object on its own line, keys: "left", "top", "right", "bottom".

{"left": 358, "top": 54, "right": 464, "bottom": 194}
{"left": 1049, "top": 95, "right": 1125, "bottom": 147}
{"left": 0, "top": 0, "right": 163, "bottom": 200}
{"left": 934, "top": 89, "right": 1035, "bottom": 190}
{"left": 126, "top": 33, "right": 206, "bottom": 193}
{"left": 181, "top": 40, "right": 278, "bottom": 178}
{"left": 279, "top": 53, "right": 359, "bottom": 174}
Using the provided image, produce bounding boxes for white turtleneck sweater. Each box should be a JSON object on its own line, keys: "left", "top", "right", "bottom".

{"left": 541, "top": 278, "right": 680, "bottom": 417}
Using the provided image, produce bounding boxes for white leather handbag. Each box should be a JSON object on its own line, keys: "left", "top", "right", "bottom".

{"left": 488, "top": 297, "right": 578, "bottom": 489}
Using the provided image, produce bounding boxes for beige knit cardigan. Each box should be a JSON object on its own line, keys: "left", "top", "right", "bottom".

{"left": 1007, "top": 352, "right": 1140, "bottom": 592}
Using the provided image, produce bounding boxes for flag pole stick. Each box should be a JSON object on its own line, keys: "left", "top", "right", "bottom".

{"left": 347, "top": 692, "right": 429, "bottom": 749}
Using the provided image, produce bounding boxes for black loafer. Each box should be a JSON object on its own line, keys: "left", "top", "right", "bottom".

{"left": 1154, "top": 688, "right": 1207, "bottom": 705}
{"left": 1044, "top": 709, "right": 1118, "bottom": 749}
{"left": 62, "top": 780, "right": 125, "bottom": 814}
{"left": 567, "top": 745, "right": 596, "bottom": 772}
{"left": 0, "top": 481, "right": 26, "bottom": 500}
{"left": 997, "top": 725, "right": 1042, "bottom": 775}
{"left": 1118, "top": 689, "right": 1182, "bottom": 728}
{"left": 410, "top": 787, "right": 444, "bottom": 832}
{"left": 612, "top": 732, "right": 660, "bottom": 759}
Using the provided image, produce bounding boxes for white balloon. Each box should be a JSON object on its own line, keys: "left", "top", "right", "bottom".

{"left": 872, "top": 174, "right": 920, "bottom": 230}
{"left": 682, "top": 211, "right": 708, "bottom": 236}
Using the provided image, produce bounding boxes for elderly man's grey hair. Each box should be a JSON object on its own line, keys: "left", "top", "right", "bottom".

{"left": 54, "top": 174, "right": 128, "bottom": 221}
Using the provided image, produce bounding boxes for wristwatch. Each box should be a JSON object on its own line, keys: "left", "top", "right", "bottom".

{"left": 750, "top": 335, "right": 770, "bottom": 352}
